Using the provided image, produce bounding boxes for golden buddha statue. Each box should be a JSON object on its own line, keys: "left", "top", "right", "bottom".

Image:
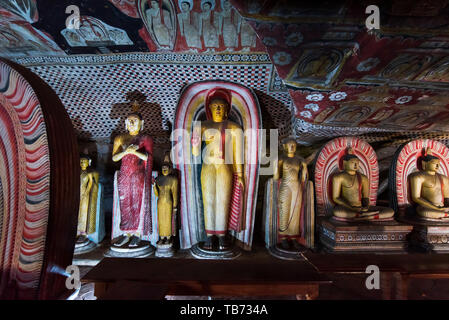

{"left": 192, "top": 88, "right": 245, "bottom": 251}
{"left": 111, "top": 101, "right": 153, "bottom": 248}
{"left": 409, "top": 149, "right": 449, "bottom": 220}
{"left": 154, "top": 155, "right": 179, "bottom": 245}
{"left": 332, "top": 148, "right": 394, "bottom": 221}
{"left": 274, "top": 138, "right": 307, "bottom": 250}
{"left": 77, "top": 155, "right": 100, "bottom": 243}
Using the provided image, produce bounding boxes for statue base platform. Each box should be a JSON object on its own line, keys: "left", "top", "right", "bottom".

{"left": 318, "top": 217, "right": 413, "bottom": 253}
{"left": 400, "top": 216, "right": 449, "bottom": 253}
{"left": 190, "top": 243, "right": 241, "bottom": 260}
{"left": 267, "top": 244, "right": 306, "bottom": 260}
{"left": 105, "top": 240, "right": 155, "bottom": 258}
{"left": 74, "top": 238, "right": 97, "bottom": 255}
{"left": 155, "top": 242, "right": 174, "bottom": 258}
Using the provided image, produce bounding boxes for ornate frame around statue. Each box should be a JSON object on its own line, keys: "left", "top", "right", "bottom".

{"left": 172, "top": 80, "right": 261, "bottom": 251}
{"left": 314, "top": 136, "right": 379, "bottom": 217}
{"left": 390, "top": 139, "right": 449, "bottom": 217}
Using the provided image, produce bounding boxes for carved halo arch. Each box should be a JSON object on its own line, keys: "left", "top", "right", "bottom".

{"left": 390, "top": 139, "right": 449, "bottom": 216}
{"left": 178, "top": 0, "right": 193, "bottom": 10}
{"left": 172, "top": 80, "right": 261, "bottom": 250}
{"left": 314, "top": 136, "right": 379, "bottom": 216}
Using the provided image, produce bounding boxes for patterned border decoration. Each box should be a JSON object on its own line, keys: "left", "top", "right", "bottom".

{"left": 314, "top": 136, "right": 379, "bottom": 216}
{"left": 0, "top": 61, "right": 51, "bottom": 298}
{"left": 173, "top": 80, "right": 261, "bottom": 250}
{"left": 390, "top": 139, "right": 449, "bottom": 215}
{"left": 10, "top": 52, "right": 271, "bottom": 67}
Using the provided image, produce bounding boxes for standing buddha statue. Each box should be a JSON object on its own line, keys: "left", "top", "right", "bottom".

{"left": 77, "top": 155, "right": 100, "bottom": 244}
{"left": 273, "top": 138, "right": 308, "bottom": 250}
{"left": 191, "top": 88, "right": 245, "bottom": 251}
{"left": 111, "top": 101, "right": 154, "bottom": 248}
{"left": 154, "top": 154, "right": 179, "bottom": 246}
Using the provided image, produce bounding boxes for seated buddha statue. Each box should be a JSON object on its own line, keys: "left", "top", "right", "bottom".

{"left": 332, "top": 148, "right": 394, "bottom": 221}
{"left": 409, "top": 150, "right": 449, "bottom": 220}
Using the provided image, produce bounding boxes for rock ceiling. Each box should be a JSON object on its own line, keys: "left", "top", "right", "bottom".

{"left": 1, "top": 0, "right": 449, "bottom": 145}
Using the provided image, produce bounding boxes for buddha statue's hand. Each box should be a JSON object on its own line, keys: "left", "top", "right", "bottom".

{"left": 125, "top": 144, "right": 139, "bottom": 155}
{"left": 350, "top": 206, "right": 362, "bottom": 212}
{"left": 236, "top": 174, "right": 245, "bottom": 189}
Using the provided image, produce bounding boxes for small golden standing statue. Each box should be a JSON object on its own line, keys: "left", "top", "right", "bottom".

{"left": 154, "top": 155, "right": 179, "bottom": 256}
{"left": 274, "top": 138, "right": 308, "bottom": 250}
{"left": 77, "top": 155, "right": 100, "bottom": 244}
{"left": 332, "top": 148, "right": 394, "bottom": 221}
{"left": 409, "top": 149, "right": 449, "bottom": 220}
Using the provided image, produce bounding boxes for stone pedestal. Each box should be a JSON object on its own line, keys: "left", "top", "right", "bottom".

{"left": 267, "top": 244, "right": 306, "bottom": 260}
{"left": 105, "top": 240, "right": 154, "bottom": 258}
{"left": 190, "top": 244, "right": 241, "bottom": 260}
{"left": 401, "top": 217, "right": 449, "bottom": 252}
{"left": 74, "top": 237, "right": 97, "bottom": 255}
{"left": 318, "top": 217, "right": 413, "bottom": 252}
{"left": 155, "top": 242, "right": 174, "bottom": 258}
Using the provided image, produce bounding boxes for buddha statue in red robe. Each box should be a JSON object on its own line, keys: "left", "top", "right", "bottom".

{"left": 111, "top": 103, "right": 153, "bottom": 248}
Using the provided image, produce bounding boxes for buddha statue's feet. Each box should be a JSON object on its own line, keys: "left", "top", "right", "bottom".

{"left": 128, "top": 235, "right": 141, "bottom": 247}
{"left": 292, "top": 240, "right": 304, "bottom": 251}
{"left": 76, "top": 235, "right": 88, "bottom": 244}
{"left": 218, "top": 237, "right": 230, "bottom": 251}
{"left": 200, "top": 236, "right": 214, "bottom": 250}
{"left": 113, "top": 234, "right": 130, "bottom": 247}
{"left": 280, "top": 238, "right": 290, "bottom": 250}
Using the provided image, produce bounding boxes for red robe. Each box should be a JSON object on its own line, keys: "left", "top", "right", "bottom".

{"left": 117, "top": 135, "right": 153, "bottom": 235}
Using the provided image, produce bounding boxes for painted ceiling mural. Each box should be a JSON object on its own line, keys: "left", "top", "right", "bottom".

{"left": 1, "top": 0, "right": 449, "bottom": 145}
{"left": 0, "top": 0, "right": 290, "bottom": 145}
{"left": 0, "top": 0, "right": 263, "bottom": 56}
{"left": 231, "top": 0, "right": 449, "bottom": 134}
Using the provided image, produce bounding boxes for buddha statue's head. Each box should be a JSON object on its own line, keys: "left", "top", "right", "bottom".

{"left": 282, "top": 138, "right": 297, "bottom": 157}
{"left": 181, "top": 1, "right": 191, "bottom": 12}
{"left": 202, "top": 1, "right": 212, "bottom": 12}
{"left": 342, "top": 149, "right": 360, "bottom": 173}
{"left": 205, "top": 88, "right": 232, "bottom": 123}
{"left": 126, "top": 101, "right": 144, "bottom": 136}
{"left": 150, "top": 0, "right": 159, "bottom": 9}
{"left": 161, "top": 154, "right": 172, "bottom": 176}
{"left": 209, "top": 98, "right": 228, "bottom": 122}
{"left": 223, "top": 0, "right": 232, "bottom": 10}
{"left": 422, "top": 151, "right": 440, "bottom": 174}
{"left": 80, "top": 156, "right": 91, "bottom": 171}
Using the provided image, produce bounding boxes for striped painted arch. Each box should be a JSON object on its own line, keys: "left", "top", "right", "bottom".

{"left": 0, "top": 59, "right": 79, "bottom": 299}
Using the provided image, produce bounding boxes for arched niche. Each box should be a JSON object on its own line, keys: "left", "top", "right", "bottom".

{"left": 172, "top": 80, "right": 261, "bottom": 250}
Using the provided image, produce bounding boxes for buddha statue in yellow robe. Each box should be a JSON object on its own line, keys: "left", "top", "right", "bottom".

{"left": 331, "top": 149, "right": 394, "bottom": 221}
{"left": 192, "top": 88, "right": 244, "bottom": 251}
{"left": 274, "top": 138, "right": 307, "bottom": 250}
{"left": 77, "top": 155, "right": 100, "bottom": 243}
{"left": 154, "top": 155, "right": 179, "bottom": 245}
{"left": 409, "top": 150, "right": 449, "bottom": 220}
